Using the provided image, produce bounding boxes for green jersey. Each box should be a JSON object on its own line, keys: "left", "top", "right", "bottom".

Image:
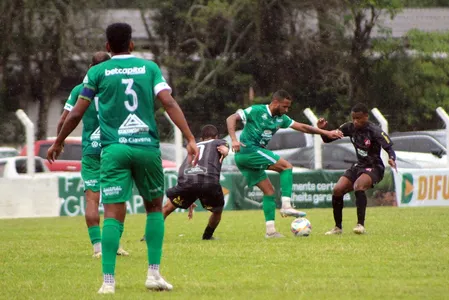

{"left": 64, "top": 83, "right": 101, "bottom": 155}
{"left": 238, "top": 104, "right": 293, "bottom": 151}
{"left": 81, "top": 54, "right": 171, "bottom": 148}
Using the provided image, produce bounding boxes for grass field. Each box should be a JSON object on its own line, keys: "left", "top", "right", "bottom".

{"left": 1, "top": 207, "right": 448, "bottom": 300}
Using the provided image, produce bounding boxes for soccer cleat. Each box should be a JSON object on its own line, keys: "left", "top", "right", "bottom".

{"left": 93, "top": 252, "right": 102, "bottom": 258}
{"left": 280, "top": 207, "right": 307, "bottom": 218}
{"left": 353, "top": 224, "right": 366, "bottom": 234}
{"left": 325, "top": 227, "right": 343, "bottom": 235}
{"left": 145, "top": 275, "right": 173, "bottom": 291}
{"left": 116, "top": 246, "right": 129, "bottom": 256}
{"left": 97, "top": 283, "right": 115, "bottom": 294}
{"left": 140, "top": 235, "right": 146, "bottom": 242}
{"left": 202, "top": 236, "right": 218, "bottom": 241}
{"left": 265, "top": 232, "right": 285, "bottom": 239}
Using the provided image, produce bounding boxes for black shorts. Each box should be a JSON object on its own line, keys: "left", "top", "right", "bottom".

{"left": 166, "top": 183, "right": 224, "bottom": 212}
{"left": 343, "top": 164, "right": 384, "bottom": 186}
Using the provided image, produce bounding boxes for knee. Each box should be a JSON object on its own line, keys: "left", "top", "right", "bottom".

{"left": 333, "top": 187, "right": 345, "bottom": 197}
{"left": 284, "top": 162, "right": 292, "bottom": 170}
{"left": 353, "top": 182, "right": 369, "bottom": 191}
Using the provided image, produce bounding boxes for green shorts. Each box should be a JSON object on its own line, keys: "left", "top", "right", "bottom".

{"left": 234, "top": 148, "right": 280, "bottom": 187}
{"left": 81, "top": 154, "right": 100, "bottom": 192}
{"left": 100, "top": 144, "right": 164, "bottom": 204}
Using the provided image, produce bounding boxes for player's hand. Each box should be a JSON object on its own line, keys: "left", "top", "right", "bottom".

{"left": 231, "top": 140, "right": 245, "bottom": 153}
{"left": 186, "top": 139, "right": 199, "bottom": 166}
{"left": 217, "top": 145, "right": 229, "bottom": 163}
{"left": 188, "top": 203, "right": 197, "bottom": 220}
{"left": 326, "top": 129, "right": 343, "bottom": 139}
{"left": 317, "top": 118, "right": 328, "bottom": 129}
{"left": 46, "top": 143, "right": 64, "bottom": 164}
{"left": 388, "top": 159, "right": 397, "bottom": 173}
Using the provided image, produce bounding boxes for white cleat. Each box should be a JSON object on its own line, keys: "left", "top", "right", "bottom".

{"left": 280, "top": 207, "right": 307, "bottom": 218}
{"left": 97, "top": 283, "right": 115, "bottom": 294}
{"left": 325, "top": 227, "right": 343, "bottom": 235}
{"left": 116, "top": 246, "right": 129, "bottom": 256}
{"left": 93, "top": 252, "right": 102, "bottom": 258}
{"left": 353, "top": 224, "right": 366, "bottom": 234}
{"left": 145, "top": 275, "right": 173, "bottom": 291}
{"left": 265, "top": 232, "right": 285, "bottom": 239}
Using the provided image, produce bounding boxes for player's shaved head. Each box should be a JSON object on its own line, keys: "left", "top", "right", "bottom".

{"left": 91, "top": 51, "right": 111, "bottom": 66}
{"left": 201, "top": 125, "right": 219, "bottom": 140}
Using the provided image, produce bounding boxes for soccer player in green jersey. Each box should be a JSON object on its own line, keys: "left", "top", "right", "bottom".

{"left": 57, "top": 51, "right": 128, "bottom": 258}
{"left": 226, "top": 90, "right": 343, "bottom": 238}
{"left": 48, "top": 23, "right": 198, "bottom": 294}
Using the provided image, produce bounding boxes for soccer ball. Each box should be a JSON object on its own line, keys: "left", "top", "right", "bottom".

{"left": 291, "top": 217, "right": 312, "bottom": 237}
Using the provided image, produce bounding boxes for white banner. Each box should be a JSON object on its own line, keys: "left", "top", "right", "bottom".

{"left": 394, "top": 168, "right": 449, "bottom": 206}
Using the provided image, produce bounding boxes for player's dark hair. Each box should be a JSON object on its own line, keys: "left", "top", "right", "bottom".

{"left": 91, "top": 52, "right": 111, "bottom": 66}
{"left": 201, "top": 125, "right": 219, "bottom": 140}
{"left": 351, "top": 103, "right": 369, "bottom": 114}
{"left": 106, "top": 23, "right": 132, "bottom": 53}
{"left": 272, "top": 89, "right": 292, "bottom": 101}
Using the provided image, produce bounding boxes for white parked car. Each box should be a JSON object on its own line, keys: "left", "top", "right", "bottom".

{"left": 0, "top": 156, "right": 50, "bottom": 178}
{"left": 0, "top": 147, "right": 19, "bottom": 159}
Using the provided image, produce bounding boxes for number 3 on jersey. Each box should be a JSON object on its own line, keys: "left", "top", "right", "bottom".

{"left": 122, "top": 79, "right": 138, "bottom": 112}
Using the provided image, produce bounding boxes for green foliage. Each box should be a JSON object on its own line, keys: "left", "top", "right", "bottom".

{"left": 403, "top": 0, "right": 449, "bottom": 7}
{"left": 368, "top": 30, "right": 449, "bottom": 130}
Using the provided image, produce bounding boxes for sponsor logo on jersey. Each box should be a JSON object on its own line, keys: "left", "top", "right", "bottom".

{"left": 357, "top": 148, "right": 368, "bottom": 157}
{"left": 90, "top": 126, "right": 101, "bottom": 141}
{"left": 118, "top": 114, "right": 149, "bottom": 135}
{"left": 119, "top": 137, "right": 128, "bottom": 143}
{"left": 184, "top": 165, "right": 207, "bottom": 175}
{"left": 91, "top": 141, "right": 100, "bottom": 148}
{"left": 105, "top": 66, "right": 146, "bottom": 76}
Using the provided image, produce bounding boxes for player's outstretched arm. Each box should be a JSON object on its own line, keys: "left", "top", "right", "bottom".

{"left": 157, "top": 90, "right": 198, "bottom": 165}
{"left": 291, "top": 121, "right": 343, "bottom": 140}
{"left": 226, "top": 113, "right": 244, "bottom": 152}
{"left": 47, "top": 98, "right": 90, "bottom": 163}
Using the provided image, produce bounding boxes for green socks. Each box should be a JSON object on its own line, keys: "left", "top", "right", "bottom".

{"left": 102, "top": 218, "right": 121, "bottom": 275}
{"left": 262, "top": 195, "right": 276, "bottom": 222}
{"left": 145, "top": 212, "right": 165, "bottom": 265}
{"left": 280, "top": 168, "right": 293, "bottom": 198}
{"left": 88, "top": 225, "right": 101, "bottom": 245}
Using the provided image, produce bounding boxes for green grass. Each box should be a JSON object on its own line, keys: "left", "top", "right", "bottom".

{"left": 1, "top": 207, "right": 449, "bottom": 300}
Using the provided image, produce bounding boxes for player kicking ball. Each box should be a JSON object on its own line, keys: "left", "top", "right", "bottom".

{"left": 226, "top": 90, "right": 343, "bottom": 238}
{"left": 142, "top": 125, "right": 229, "bottom": 241}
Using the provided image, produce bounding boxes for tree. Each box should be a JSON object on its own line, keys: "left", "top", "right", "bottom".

{"left": 0, "top": 0, "right": 103, "bottom": 142}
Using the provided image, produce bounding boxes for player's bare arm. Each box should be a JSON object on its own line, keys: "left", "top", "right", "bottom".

{"left": 157, "top": 90, "right": 199, "bottom": 165}
{"left": 226, "top": 113, "right": 245, "bottom": 152}
{"left": 291, "top": 121, "right": 343, "bottom": 139}
{"left": 47, "top": 98, "right": 91, "bottom": 163}
{"left": 56, "top": 110, "right": 70, "bottom": 135}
